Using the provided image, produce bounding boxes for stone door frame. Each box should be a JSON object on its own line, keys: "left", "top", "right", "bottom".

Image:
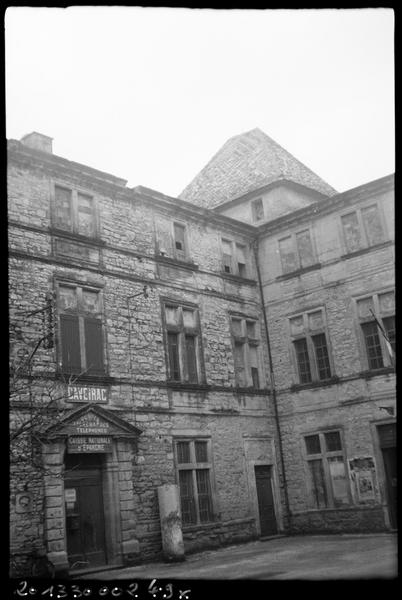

{"left": 42, "top": 436, "right": 139, "bottom": 574}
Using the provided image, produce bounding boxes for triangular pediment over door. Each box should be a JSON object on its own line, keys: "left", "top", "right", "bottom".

{"left": 42, "top": 403, "right": 143, "bottom": 440}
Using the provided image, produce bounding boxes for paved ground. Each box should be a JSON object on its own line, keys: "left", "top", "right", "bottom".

{"left": 78, "top": 533, "right": 398, "bottom": 580}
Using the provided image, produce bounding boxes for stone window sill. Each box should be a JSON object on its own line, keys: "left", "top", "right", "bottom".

{"left": 276, "top": 263, "right": 322, "bottom": 281}
{"left": 182, "top": 521, "right": 218, "bottom": 532}
{"left": 49, "top": 227, "right": 106, "bottom": 247}
{"left": 220, "top": 271, "right": 257, "bottom": 285}
{"left": 155, "top": 255, "right": 199, "bottom": 271}
{"left": 340, "top": 240, "right": 392, "bottom": 260}
{"left": 294, "top": 505, "right": 381, "bottom": 515}
{"left": 359, "top": 367, "right": 395, "bottom": 379}
{"left": 233, "top": 386, "right": 270, "bottom": 395}
{"left": 166, "top": 381, "right": 209, "bottom": 391}
{"left": 291, "top": 376, "right": 339, "bottom": 391}
{"left": 183, "top": 516, "right": 254, "bottom": 533}
{"left": 56, "top": 372, "right": 115, "bottom": 385}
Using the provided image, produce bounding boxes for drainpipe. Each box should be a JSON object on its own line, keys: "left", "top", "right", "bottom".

{"left": 252, "top": 239, "right": 292, "bottom": 529}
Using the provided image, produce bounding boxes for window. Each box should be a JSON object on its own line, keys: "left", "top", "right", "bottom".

{"left": 173, "top": 223, "right": 187, "bottom": 261}
{"left": 278, "top": 229, "right": 316, "bottom": 274}
{"left": 57, "top": 283, "right": 105, "bottom": 375}
{"left": 53, "top": 185, "right": 97, "bottom": 238}
{"left": 251, "top": 198, "right": 264, "bottom": 222}
{"left": 341, "top": 204, "right": 386, "bottom": 254}
{"left": 289, "top": 309, "right": 332, "bottom": 384}
{"left": 231, "top": 316, "right": 262, "bottom": 388}
{"left": 304, "top": 430, "right": 350, "bottom": 508}
{"left": 356, "top": 290, "right": 395, "bottom": 370}
{"left": 175, "top": 439, "right": 214, "bottom": 525}
{"left": 221, "top": 239, "right": 249, "bottom": 277}
{"left": 164, "top": 303, "right": 203, "bottom": 383}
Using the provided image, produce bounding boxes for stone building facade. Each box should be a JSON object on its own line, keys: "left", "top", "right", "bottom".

{"left": 9, "top": 130, "right": 395, "bottom": 577}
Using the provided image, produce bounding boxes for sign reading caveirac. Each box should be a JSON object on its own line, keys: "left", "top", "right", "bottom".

{"left": 68, "top": 435, "right": 113, "bottom": 453}
{"left": 67, "top": 384, "right": 108, "bottom": 403}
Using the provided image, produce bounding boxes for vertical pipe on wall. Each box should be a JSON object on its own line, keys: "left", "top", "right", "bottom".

{"left": 252, "top": 239, "right": 292, "bottom": 528}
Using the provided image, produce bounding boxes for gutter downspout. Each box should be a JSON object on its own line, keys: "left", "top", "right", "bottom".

{"left": 252, "top": 239, "right": 292, "bottom": 529}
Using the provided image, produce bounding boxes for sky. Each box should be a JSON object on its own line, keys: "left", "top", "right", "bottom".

{"left": 5, "top": 7, "right": 394, "bottom": 196}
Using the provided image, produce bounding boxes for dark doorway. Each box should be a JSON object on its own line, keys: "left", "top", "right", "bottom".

{"left": 254, "top": 465, "right": 277, "bottom": 536}
{"left": 377, "top": 423, "right": 397, "bottom": 529}
{"left": 64, "top": 453, "right": 107, "bottom": 569}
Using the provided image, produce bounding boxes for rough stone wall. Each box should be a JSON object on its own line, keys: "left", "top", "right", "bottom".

{"left": 8, "top": 148, "right": 278, "bottom": 570}
{"left": 259, "top": 186, "right": 395, "bottom": 532}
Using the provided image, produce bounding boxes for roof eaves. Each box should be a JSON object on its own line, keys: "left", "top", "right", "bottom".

{"left": 131, "top": 185, "right": 257, "bottom": 236}
{"left": 256, "top": 174, "right": 395, "bottom": 236}
{"left": 7, "top": 139, "right": 128, "bottom": 187}
{"left": 212, "top": 178, "right": 331, "bottom": 213}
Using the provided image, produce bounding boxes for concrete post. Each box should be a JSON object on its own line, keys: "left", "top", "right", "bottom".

{"left": 157, "top": 484, "right": 185, "bottom": 562}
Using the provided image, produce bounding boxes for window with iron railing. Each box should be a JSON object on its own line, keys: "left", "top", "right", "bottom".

{"left": 175, "top": 439, "right": 214, "bottom": 526}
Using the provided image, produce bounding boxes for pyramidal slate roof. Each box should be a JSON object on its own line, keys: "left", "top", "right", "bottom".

{"left": 179, "top": 128, "right": 338, "bottom": 209}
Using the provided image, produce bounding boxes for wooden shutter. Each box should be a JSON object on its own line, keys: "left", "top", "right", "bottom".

{"left": 167, "top": 332, "right": 180, "bottom": 380}
{"left": 377, "top": 423, "right": 396, "bottom": 448}
{"left": 296, "top": 230, "right": 315, "bottom": 268}
{"left": 278, "top": 236, "right": 298, "bottom": 273}
{"left": 84, "top": 318, "right": 104, "bottom": 375}
{"left": 60, "top": 314, "right": 81, "bottom": 373}
{"left": 174, "top": 223, "right": 186, "bottom": 260}
{"left": 185, "top": 335, "right": 198, "bottom": 382}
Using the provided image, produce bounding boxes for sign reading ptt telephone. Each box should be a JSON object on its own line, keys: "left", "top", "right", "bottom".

{"left": 67, "top": 384, "right": 108, "bottom": 403}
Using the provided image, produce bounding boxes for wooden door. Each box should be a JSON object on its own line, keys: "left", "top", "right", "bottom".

{"left": 382, "top": 447, "right": 397, "bottom": 528}
{"left": 65, "top": 454, "right": 107, "bottom": 569}
{"left": 254, "top": 465, "right": 277, "bottom": 536}
{"left": 378, "top": 423, "right": 397, "bottom": 529}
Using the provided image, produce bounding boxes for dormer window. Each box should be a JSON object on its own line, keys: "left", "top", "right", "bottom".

{"left": 251, "top": 198, "right": 264, "bottom": 222}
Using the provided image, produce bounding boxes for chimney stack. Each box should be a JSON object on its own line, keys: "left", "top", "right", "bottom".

{"left": 20, "top": 132, "right": 53, "bottom": 153}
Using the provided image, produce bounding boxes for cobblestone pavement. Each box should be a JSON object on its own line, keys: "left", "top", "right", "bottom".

{"left": 78, "top": 533, "right": 398, "bottom": 580}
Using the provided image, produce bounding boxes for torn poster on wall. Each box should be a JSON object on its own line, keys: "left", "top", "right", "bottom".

{"left": 349, "top": 457, "right": 376, "bottom": 501}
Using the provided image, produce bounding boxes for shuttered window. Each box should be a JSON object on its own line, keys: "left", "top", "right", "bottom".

{"left": 341, "top": 212, "right": 362, "bottom": 253}
{"left": 296, "top": 230, "right": 315, "bottom": 269}
{"left": 341, "top": 204, "right": 386, "bottom": 254}
{"left": 221, "top": 239, "right": 250, "bottom": 277}
{"left": 84, "top": 318, "right": 104, "bottom": 375}
{"left": 60, "top": 314, "right": 81, "bottom": 373}
{"left": 58, "top": 284, "right": 105, "bottom": 376}
{"left": 168, "top": 332, "right": 180, "bottom": 381}
{"left": 53, "top": 185, "right": 97, "bottom": 238}
{"left": 279, "top": 229, "right": 316, "bottom": 275}
{"left": 185, "top": 335, "right": 198, "bottom": 383}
